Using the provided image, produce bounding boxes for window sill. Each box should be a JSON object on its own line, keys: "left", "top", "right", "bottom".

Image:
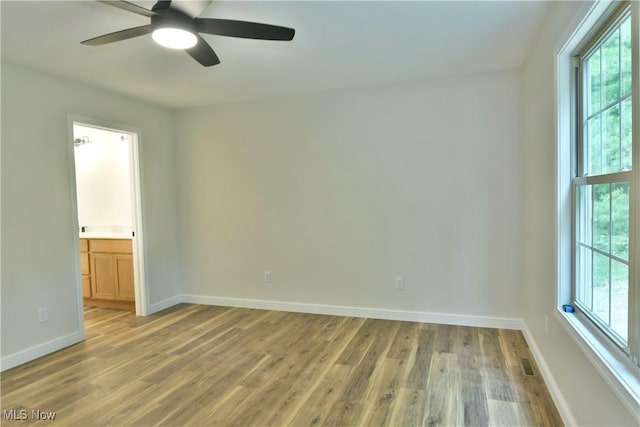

{"left": 555, "top": 308, "right": 640, "bottom": 422}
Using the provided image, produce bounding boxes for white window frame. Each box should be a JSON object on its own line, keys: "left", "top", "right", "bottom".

{"left": 575, "top": 3, "right": 634, "bottom": 354}
{"left": 555, "top": 0, "right": 639, "bottom": 421}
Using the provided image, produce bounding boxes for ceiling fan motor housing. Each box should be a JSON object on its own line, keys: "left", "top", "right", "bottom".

{"left": 151, "top": 7, "right": 196, "bottom": 34}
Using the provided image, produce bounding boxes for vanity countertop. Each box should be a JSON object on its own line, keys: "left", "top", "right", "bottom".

{"left": 79, "top": 232, "right": 132, "bottom": 239}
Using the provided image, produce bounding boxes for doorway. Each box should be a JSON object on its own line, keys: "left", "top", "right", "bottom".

{"left": 68, "top": 117, "right": 148, "bottom": 327}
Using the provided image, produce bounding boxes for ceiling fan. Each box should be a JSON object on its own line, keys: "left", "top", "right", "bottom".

{"left": 81, "top": 0, "right": 295, "bottom": 67}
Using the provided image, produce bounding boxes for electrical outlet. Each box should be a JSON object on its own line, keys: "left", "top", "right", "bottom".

{"left": 263, "top": 271, "right": 271, "bottom": 283}
{"left": 395, "top": 277, "right": 405, "bottom": 290}
{"left": 38, "top": 307, "right": 48, "bottom": 323}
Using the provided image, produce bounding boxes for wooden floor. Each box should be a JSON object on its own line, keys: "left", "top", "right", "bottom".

{"left": 1, "top": 304, "right": 562, "bottom": 426}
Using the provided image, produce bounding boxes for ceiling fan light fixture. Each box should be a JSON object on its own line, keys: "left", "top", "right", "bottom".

{"left": 152, "top": 27, "right": 197, "bottom": 49}
{"left": 82, "top": 0, "right": 295, "bottom": 66}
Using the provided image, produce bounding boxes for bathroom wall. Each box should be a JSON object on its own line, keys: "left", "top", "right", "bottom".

{"left": 73, "top": 124, "right": 133, "bottom": 234}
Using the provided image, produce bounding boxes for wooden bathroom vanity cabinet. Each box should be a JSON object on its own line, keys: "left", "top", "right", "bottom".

{"left": 80, "top": 238, "right": 134, "bottom": 310}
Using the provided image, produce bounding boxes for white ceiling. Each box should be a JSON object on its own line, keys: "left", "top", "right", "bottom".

{"left": 1, "top": 1, "right": 551, "bottom": 109}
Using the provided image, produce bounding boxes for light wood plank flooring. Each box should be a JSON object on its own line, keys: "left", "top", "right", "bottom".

{"left": 1, "top": 304, "right": 562, "bottom": 426}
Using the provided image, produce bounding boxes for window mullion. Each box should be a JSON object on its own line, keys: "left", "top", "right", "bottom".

{"left": 618, "top": 29, "right": 623, "bottom": 171}
{"left": 591, "top": 184, "right": 595, "bottom": 312}
{"left": 577, "top": 63, "right": 584, "bottom": 178}
{"left": 586, "top": 93, "right": 632, "bottom": 121}
{"left": 609, "top": 183, "right": 612, "bottom": 327}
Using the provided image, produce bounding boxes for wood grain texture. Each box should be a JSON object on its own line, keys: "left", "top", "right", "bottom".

{"left": 0, "top": 304, "right": 563, "bottom": 426}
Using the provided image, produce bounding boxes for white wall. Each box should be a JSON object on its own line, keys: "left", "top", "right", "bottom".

{"left": 2, "top": 8, "right": 633, "bottom": 421}
{"left": 74, "top": 125, "right": 133, "bottom": 231}
{"left": 1, "top": 62, "right": 179, "bottom": 360}
{"left": 522, "top": 2, "right": 636, "bottom": 425}
{"left": 175, "top": 70, "right": 524, "bottom": 320}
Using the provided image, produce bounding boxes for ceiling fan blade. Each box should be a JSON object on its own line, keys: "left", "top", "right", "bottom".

{"left": 151, "top": 0, "right": 172, "bottom": 12}
{"left": 98, "top": 1, "right": 157, "bottom": 17}
{"left": 186, "top": 36, "right": 221, "bottom": 67}
{"left": 81, "top": 25, "right": 153, "bottom": 46}
{"left": 195, "top": 18, "right": 295, "bottom": 41}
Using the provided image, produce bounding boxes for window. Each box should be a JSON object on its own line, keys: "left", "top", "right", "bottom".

{"left": 557, "top": 0, "right": 639, "bottom": 414}
{"left": 574, "top": 6, "right": 635, "bottom": 354}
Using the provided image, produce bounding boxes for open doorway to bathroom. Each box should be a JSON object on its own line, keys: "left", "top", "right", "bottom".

{"left": 70, "top": 118, "right": 148, "bottom": 325}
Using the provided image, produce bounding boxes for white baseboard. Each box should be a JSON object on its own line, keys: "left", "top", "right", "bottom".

{"left": 0, "top": 330, "right": 83, "bottom": 372}
{"left": 1, "top": 294, "right": 574, "bottom": 425}
{"left": 180, "top": 294, "right": 523, "bottom": 330}
{"left": 148, "top": 295, "right": 183, "bottom": 314}
{"left": 521, "top": 324, "right": 577, "bottom": 426}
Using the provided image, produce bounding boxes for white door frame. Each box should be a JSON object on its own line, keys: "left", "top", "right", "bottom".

{"left": 67, "top": 115, "right": 149, "bottom": 324}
